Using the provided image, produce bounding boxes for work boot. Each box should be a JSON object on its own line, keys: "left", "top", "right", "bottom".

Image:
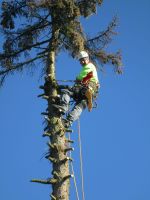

{"left": 52, "top": 104, "right": 66, "bottom": 115}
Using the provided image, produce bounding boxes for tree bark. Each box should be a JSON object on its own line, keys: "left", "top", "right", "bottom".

{"left": 31, "top": 11, "right": 72, "bottom": 200}
{"left": 44, "top": 25, "right": 71, "bottom": 200}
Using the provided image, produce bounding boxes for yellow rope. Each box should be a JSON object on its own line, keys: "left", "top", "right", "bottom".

{"left": 77, "top": 119, "right": 85, "bottom": 200}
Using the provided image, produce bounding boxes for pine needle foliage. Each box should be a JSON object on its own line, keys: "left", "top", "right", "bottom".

{"left": 0, "top": 0, "right": 122, "bottom": 86}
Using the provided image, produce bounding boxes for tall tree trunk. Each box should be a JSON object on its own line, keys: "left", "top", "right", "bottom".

{"left": 32, "top": 14, "right": 72, "bottom": 200}
{"left": 44, "top": 27, "right": 71, "bottom": 199}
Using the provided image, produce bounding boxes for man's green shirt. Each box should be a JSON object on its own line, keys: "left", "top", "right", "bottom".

{"left": 76, "top": 62, "right": 99, "bottom": 84}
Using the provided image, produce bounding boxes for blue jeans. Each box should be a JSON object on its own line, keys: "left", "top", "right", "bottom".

{"left": 60, "top": 88, "right": 87, "bottom": 124}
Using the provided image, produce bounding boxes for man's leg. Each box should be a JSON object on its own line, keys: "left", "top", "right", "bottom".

{"left": 64, "top": 99, "right": 87, "bottom": 128}
{"left": 52, "top": 89, "right": 73, "bottom": 114}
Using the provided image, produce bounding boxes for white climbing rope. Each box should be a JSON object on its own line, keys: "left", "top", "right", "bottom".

{"left": 68, "top": 133, "right": 80, "bottom": 200}
{"left": 67, "top": 118, "right": 85, "bottom": 200}
{"left": 77, "top": 119, "right": 85, "bottom": 200}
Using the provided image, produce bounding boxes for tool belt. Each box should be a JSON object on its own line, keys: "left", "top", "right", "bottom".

{"left": 87, "top": 81, "right": 99, "bottom": 94}
{"left": 72, "top": 81, "right": 99, "bottom": 102}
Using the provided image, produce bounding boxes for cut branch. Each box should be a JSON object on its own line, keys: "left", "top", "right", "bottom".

{"left": 31, "top": 178, "right": 57, "bottom": 184}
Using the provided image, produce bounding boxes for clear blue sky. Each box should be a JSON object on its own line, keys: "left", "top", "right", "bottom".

{"left": 0, "top": 1, "right": 150, "bottom": 200}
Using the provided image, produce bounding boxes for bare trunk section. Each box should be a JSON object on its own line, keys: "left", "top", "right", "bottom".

{"left": 32, "top": 25, "right": 71, "bottom": 199}
{"left": 46, "top": 48, "right": 71, "bottom": 200}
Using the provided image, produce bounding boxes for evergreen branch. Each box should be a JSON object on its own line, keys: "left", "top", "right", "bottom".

{"left": 26, "top": 0, "right": 56, "bottom": 9}
{"left": 87, "top": 16, "right": 118, "bottom": 49}
{"left": 11, "top": 21, "right": 51, "bottom": 41}
{"left": 11, "top": 14, "right": 51, "bottom": 38}
{"left": 0, "top": 39, "right": 50, "bottom": 60}
{"left": 0, "top": 55, "right": 43, "bottom": 76}
{"left": 13, "top": 0, "right": 27, "bottom": 11}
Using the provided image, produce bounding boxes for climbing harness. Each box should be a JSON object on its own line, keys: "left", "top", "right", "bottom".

{"left": 75, "top": 81, "right": 99, "bottom": 112}
{"left": 58, "top": 80, "right": 99, "bottom": 113}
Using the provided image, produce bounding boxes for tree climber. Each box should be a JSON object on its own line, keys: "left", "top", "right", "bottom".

{"left": 53, "top": 51, "right": 100, "bottom": 128}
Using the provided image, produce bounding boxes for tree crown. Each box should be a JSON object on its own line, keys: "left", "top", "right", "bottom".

{"left": 0, "top": 0, "right": 122, "bottom": 86}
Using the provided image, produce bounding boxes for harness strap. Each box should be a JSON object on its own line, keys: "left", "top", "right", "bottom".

{"left": 81, "top": 71, "right": 93, "bottom": 85}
